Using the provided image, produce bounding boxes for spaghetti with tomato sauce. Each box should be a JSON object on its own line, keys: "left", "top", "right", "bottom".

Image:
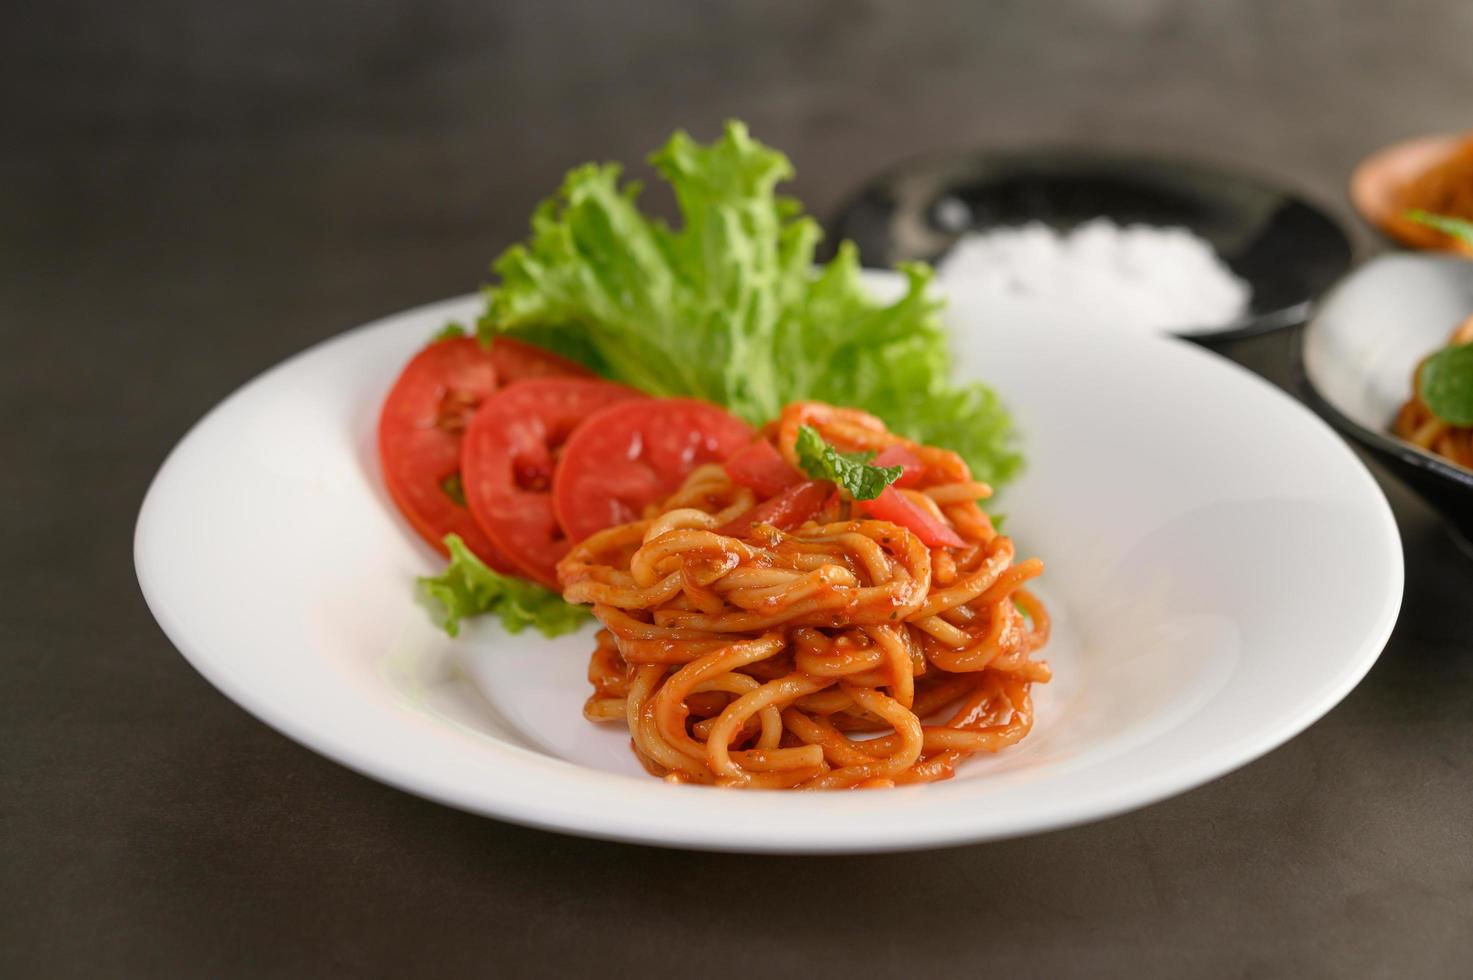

{"left": 1394, "top": 313, "right": 1473, "bottom": 471}
{"left": 557, "top": 401, "right": 1050, "bottom": 789}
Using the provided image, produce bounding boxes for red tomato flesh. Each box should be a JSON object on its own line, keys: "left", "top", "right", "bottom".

{"left": 858, "top": 486, "right": 966, "bottom": 549}
{"left": 870, "top": 444, "right": 925, "bottom": 488}
{"left": 461, "top": 378, "right": 641, "bottom": 588}
{"left": 717, "top": 480, "right": 834, "bottom": 538}
{"left": 723, "top": 438, "right": 803, "bottom": 497}
{"left": 554, "top": 398, "right": 756, "bottom": 543}
{"left": 377, "top": 337, "right": 518, "bottom": 571}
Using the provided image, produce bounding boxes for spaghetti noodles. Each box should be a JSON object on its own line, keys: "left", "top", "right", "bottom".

{"left": 557, "top": 402, "right": 1050, "bottom": 789}
{"left": 1394, "top": 314, "right": 1473, "bottom": 471}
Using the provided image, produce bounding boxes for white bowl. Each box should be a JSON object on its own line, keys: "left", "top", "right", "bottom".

{"left": 1301, "top": 253, "right": 1473, "bottom": 544}
{"left": 135, "top": 280, "right": 1403, "bottom": 853}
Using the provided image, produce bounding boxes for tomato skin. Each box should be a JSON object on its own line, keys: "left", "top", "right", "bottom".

{"left": 870, "top": 445, "right": 925, "bottom": 488}
{"left": 717, "top": 480, "right": 834, "bottom": 537}
{"left": 723, "top": 439, "right": 803, "bottom": 497}
{"left": 553, "top": 398, "right": 755, "bottom": 543}
{"left": 461, "top": 378, "right": 642, "bottom": 587}
{"left": 858, "top": 486, "right": 966, "bottom": 549}
{"left": 487, "top": 336, "right": 592, "bottom": 383}
{"left": 377, "top": 337, "right": 517, "bottom": 571}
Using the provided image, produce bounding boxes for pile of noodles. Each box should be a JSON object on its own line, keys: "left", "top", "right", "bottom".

{"left": 557, "top": 402, "right": 1051, "bottom": 790}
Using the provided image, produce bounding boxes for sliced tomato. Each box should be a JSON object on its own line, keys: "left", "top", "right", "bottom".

{"left": 717, "top": 480, "right": 834, "bottom": 537}
{"left": 859, "top": 486, "right": 966, "bottom": 549}
{"left": 723, "top": 438, "right": 803, "bottom": 496}
{"left": 377, "top": 337, "right": 518, "bottom": 570}
{"left": 871, "top": 444, "right": 925, "bottom": 487}
{"left": 554, "top": 398, "right": 756, "bottom": 543}
{"left": 487, "top": 336, "right": 592, "bottom": 383}
{"left": 461, "top": 378, "right": 641, "bottom": 587}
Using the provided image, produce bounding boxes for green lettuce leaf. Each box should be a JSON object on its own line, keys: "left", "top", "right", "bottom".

{"left": 477, "top": 120, "right": 1021, "bottom": 485}
{"left": 430, "top": 321, "right": 467, "bottom": 342}
{"left": 794, "top": 424, "right": 900, "bottom": 500}
{"left": 419, "top": 535, "right": 589, "bottom": 638}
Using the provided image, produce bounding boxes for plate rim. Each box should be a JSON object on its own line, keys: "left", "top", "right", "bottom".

{"left": 134, "top": 291, "right": 1405, "bottom": 853}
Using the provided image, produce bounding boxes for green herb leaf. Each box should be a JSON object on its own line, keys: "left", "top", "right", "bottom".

{"left": 1405, "top": 210, "right": 1473, "bottom": 247}
{"left": 477, "top": 120, "right": 1022, "bottom": 486}
{"left": 418, "top": 535, "right": 589, "bottom": 638}
{"left": 431, "top": 321, "right": 468, "bottom": 342}
{"left": 439, "top": 473, "right": 466, "bottom": 507}
{"left": 1419, "top": 342, "right": 1473, "bottom": 426}
{"left": 793, "top": 424, "right": 902, "bottom": 500}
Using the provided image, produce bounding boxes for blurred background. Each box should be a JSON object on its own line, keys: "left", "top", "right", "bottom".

{"left": 9, "top": 0, "right": 1472, "bottom": 359}
{"left": 5, "top": 2, "right": 1472, "bottom": 976}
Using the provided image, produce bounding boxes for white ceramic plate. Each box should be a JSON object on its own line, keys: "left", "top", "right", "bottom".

{"left": 135, "top": 278, "right": 1403, "bottom": 853}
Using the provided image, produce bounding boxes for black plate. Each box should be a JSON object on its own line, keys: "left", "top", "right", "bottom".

{"left": 827, "top": 148, "right": 1355, "bottom": 341}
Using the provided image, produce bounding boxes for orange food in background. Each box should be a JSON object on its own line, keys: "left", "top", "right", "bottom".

{"left": 1390, "top": 135, "right": 1473, "bottom": 255}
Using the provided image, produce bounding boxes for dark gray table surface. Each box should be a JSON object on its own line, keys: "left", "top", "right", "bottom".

{"left": 4, "top": 2, "right": 1471, "bottom": 977}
